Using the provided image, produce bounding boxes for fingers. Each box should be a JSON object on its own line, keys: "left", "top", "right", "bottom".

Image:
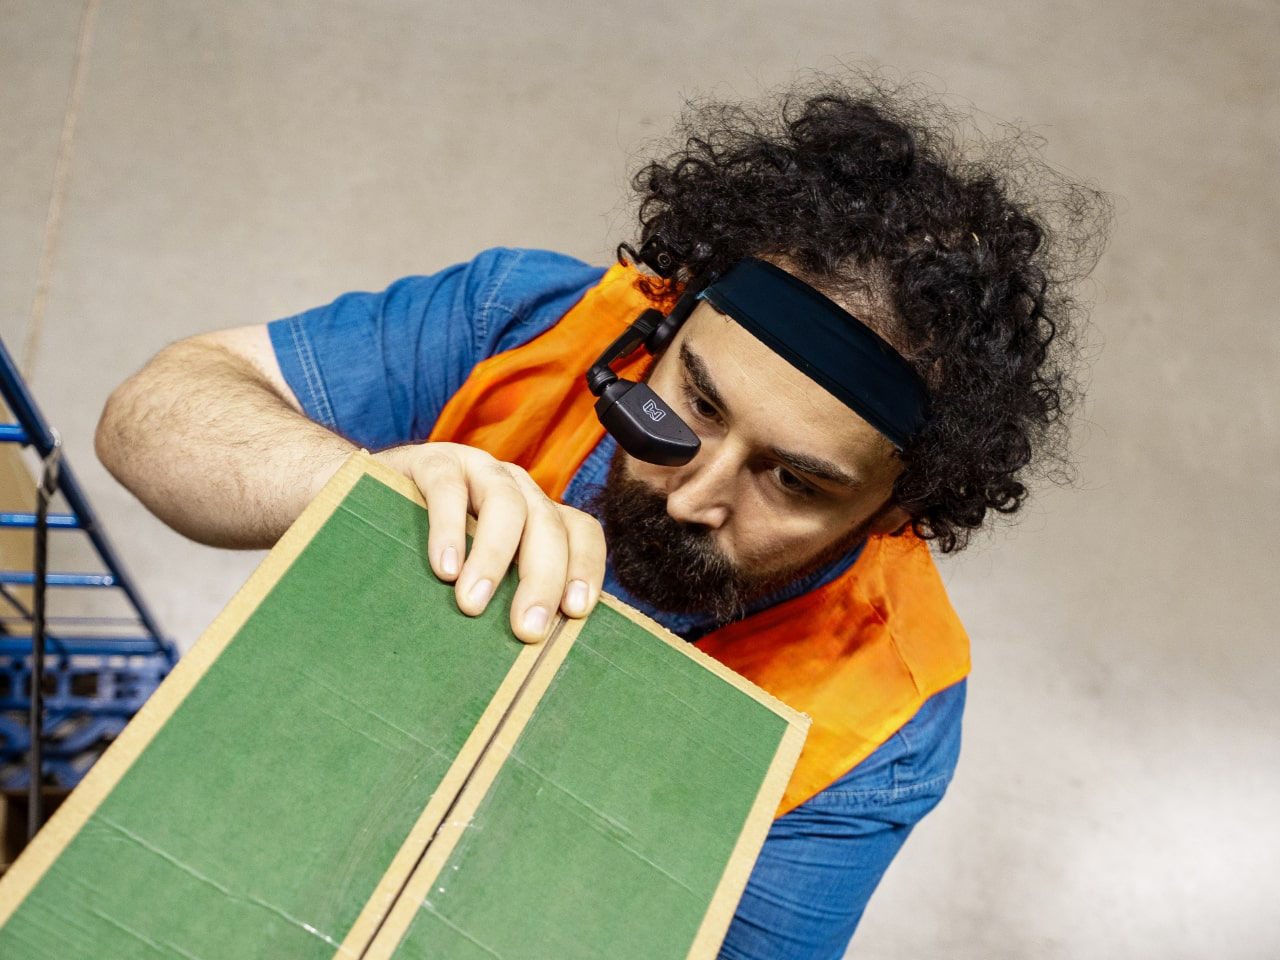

{"left": 502, "top": 471, "right": 604, "bottom": 641}
{"left": 510, "top": 494, "right": 569, "bottom": 643}
{"left": 559, "top": 507, "right": 606, "bottom": 619}
{"left": 456, "top": 458, "right": 527, "bottom": 620}
{"left": 399, "top": 443, "right": 607, "bottom": 643}
{"left": 407, "top": 447, "right": 469, "bottom": 583}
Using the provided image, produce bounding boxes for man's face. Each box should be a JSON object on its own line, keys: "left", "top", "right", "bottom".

{"left": 595, "top": 298, "right": 910, "bottom": 622}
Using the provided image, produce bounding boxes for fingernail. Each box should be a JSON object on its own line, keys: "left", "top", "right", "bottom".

{"left": 565, "top": 580, "right": 589, "bottom": 615}
{"left": 522, "top": 605, "right": 549, "bottom": 637}
{"left": 440, "top": 546, "right": 459, "bottom": 578}
{"left": 468, "top": 578, "right": 493, "bottom": 608}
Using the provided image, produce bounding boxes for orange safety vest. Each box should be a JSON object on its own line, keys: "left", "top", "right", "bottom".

{"left": 430, "top": 263, "right": 970, "bottom": 816}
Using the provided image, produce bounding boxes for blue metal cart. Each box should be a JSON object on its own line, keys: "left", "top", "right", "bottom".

{"left": 0, "top": 337, "right": 177, "bottom": 840}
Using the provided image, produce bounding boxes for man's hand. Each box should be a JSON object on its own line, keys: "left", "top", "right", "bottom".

{"left": 96, "top": 327, "right": 605, "bottom": 645}
{"left": 377, "top": 443, "right": 606, "bottom": 644}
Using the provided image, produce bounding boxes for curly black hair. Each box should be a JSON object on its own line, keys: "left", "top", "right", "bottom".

{"left": 624, "top": 74, "right": 1111, "bottom": 552}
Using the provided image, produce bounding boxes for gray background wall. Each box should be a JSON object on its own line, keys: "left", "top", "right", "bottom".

{"left": 3, "top": 1, "right": 1276, "bottom": 956}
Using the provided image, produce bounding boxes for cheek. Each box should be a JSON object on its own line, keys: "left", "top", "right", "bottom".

{"left": 721, "top": 497, "right": 841, "bottom": 570}
{"left": 618, "top": 453, "right": 671, "bottom": 495}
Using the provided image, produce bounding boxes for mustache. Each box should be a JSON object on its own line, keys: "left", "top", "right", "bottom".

{"left": 588, "top": 470, "right": 765, "bottom": 624}
{"left": 616, "top": 487, "right": 727, "bottom": 570}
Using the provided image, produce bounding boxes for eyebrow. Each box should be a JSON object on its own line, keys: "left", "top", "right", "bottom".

{"left": 679, "top": 343, "right": 865, "bottom": 489}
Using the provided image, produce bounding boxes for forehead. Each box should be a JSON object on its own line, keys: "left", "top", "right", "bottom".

{"left": 672, "top": 304, "right": 899, "bottom": 477}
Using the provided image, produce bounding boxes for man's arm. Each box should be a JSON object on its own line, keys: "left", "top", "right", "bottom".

{"left": 95, "top": 325, "right": 606, "bottom": 642}
{"left": 96, "top": 325, "right": 352, "bottom": 549}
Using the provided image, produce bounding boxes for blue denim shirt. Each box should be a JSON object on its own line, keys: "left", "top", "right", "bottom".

{"left": 269, "top": 247, "right": 966, "bottom": 959}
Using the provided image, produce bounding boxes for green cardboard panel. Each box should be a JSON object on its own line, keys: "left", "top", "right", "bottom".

{"left": 390, "top": 601, "right": 790, "bottom": 960}
{"left": 0, "top": 475, "right": 524, "bottom": 959}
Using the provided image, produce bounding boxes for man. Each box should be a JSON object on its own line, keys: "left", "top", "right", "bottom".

{"left": 96, "top": 79, "right": 1106, "bottom": 957}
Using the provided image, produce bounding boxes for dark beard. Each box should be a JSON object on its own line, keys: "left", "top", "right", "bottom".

{"left": 588, "top": 453, "right": 868, "bottom": 626}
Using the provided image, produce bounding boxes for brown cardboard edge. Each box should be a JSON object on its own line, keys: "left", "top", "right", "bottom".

{"left": 330, "top": 455, "right": 561, "bottom": 952}
{"left": 0, "top": 453, "right": 367, "bottom": 923}
{"left": 0, "top": 451, "right": 520, "bottom": 937}
{"left": 363, "top": 591, "right": 811, "bottom": 960}
{"left": 331, "top": 638, "right": 543, "bottom": 957}
{"left": 684, "top": 720, "right": 808, "bottom": 959}
{"left": 595, "top": 594, "right": 812, "bottom": 959}
{"left": 358, "top": 614, "right": 585, "bottom": 960}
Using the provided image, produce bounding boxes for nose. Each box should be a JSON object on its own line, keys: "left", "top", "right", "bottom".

{"left": 662, "top": 440, "right": 737, "bottom": 530}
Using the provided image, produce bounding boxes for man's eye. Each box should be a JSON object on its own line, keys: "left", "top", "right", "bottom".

{"left": 775, "top": 468, "right": 816, "bottom": 497}
{"left": 685, "top": 389, "right": 719, "bottom": 421}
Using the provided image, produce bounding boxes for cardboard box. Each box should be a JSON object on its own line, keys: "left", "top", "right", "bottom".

{"left": 0, "top": 454, "right": 807, "bottom": 958}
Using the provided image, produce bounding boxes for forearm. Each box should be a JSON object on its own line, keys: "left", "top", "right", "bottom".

{"left": 96, "top": 328, "right": 607, "bottom": 644}
{"left": 96, "top": 337, "right": 356, "bottom": 548}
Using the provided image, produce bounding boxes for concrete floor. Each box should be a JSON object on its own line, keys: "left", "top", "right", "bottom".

{"left": 3, "top": 0, "right": 1277, "bottom": 956}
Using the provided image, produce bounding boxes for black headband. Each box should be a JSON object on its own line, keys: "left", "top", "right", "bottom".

{"left": 699, "top": 259, "right": 928, "bottom": 449}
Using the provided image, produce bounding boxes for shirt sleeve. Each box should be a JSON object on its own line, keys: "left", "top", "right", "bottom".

{"left": 266, "top": 247, "right": 606, "bottom": 451}
{"left": 719, "top": 679, "right": 967, "bottom": 960}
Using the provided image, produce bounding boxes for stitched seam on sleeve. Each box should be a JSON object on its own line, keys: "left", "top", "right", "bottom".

{"left": 474, "top": 248, "right": 522, "bottom": 351}
{"left": 806, "top": 772, "right": 953, "bottom": 807}
{"left": 288, "top": 316, "right": 337, "bottom": 430}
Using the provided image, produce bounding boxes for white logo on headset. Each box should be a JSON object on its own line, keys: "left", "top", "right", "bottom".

{"left": 641, "top": 398, "right": 667, "bottom": 422}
